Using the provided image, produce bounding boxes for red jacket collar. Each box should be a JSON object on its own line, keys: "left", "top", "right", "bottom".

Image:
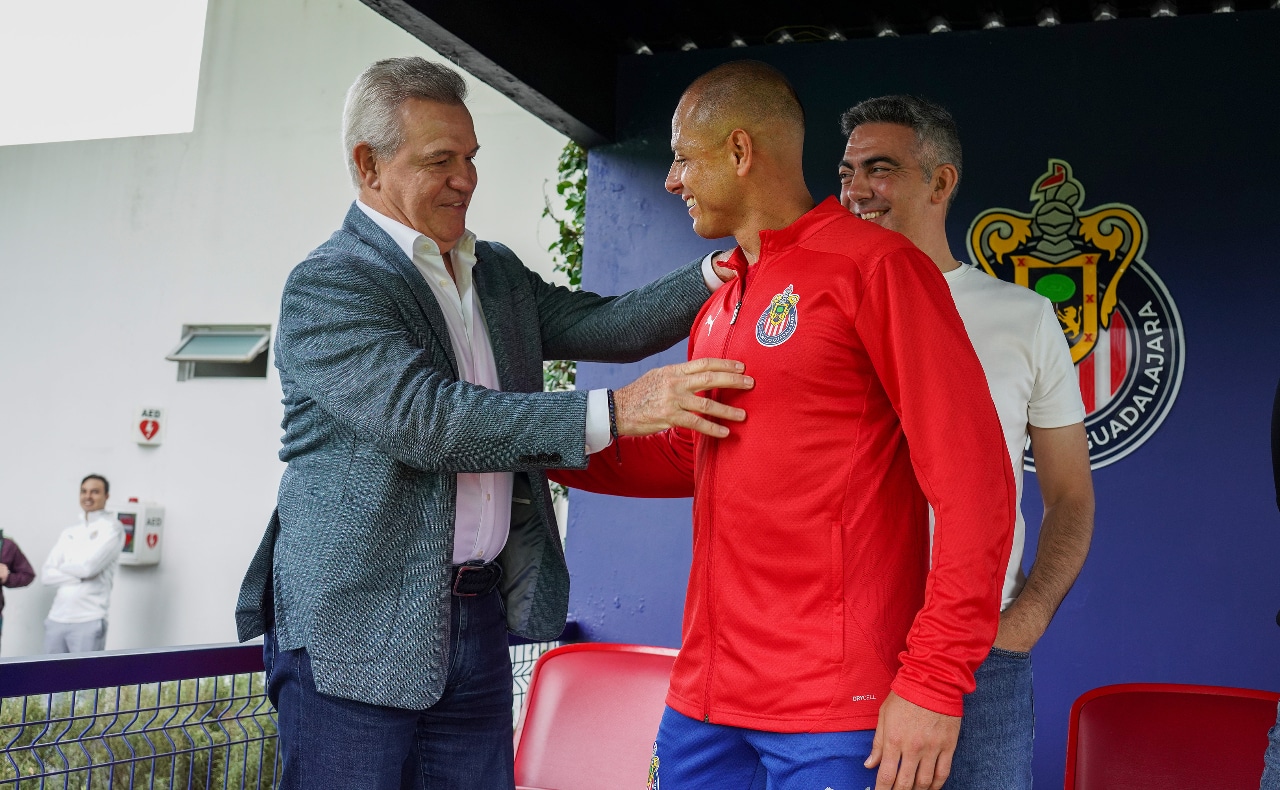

{"left": 759, "top": 196, "right": 847, "bottom": 256}
{"left": 725, "top": 197, "right": 848, "bottom": 276}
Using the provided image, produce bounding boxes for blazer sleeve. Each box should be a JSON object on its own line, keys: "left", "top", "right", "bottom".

{"left": 507, "top": 244, "right": 710, "bottom": 363}
{"left": 278, "top": 250, "right": 595, "bottom": 474}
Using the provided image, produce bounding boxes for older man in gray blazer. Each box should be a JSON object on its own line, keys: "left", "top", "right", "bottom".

{"left": 235, "top": 57, "right": 752, "bottom": 789}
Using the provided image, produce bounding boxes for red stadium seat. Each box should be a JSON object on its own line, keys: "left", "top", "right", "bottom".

{"left": 513, "top": 643, "right": 678, "bottom": 790}
{"left": 1065, "top": 682, "right": 1279, "bottom": 789}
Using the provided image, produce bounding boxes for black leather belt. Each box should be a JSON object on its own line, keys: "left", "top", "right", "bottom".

{"left": 450, "top": 561, "right": 502, "bottom": 597}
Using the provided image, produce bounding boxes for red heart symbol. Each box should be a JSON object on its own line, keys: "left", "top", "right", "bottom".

{"left": 146, "top": 534, "right": 158, "bottom": 549}
{"left": 139, "top": 420, "right": 159, "bottom": 440}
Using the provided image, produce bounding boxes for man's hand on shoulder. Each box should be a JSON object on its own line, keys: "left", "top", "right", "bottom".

{"left": 613, "top": 358, "right": 753, "bottom": 439}
{"left": 866, "top": 691, "right": 961, "bottom": 790}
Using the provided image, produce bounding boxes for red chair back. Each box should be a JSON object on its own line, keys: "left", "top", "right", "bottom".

{"left": 514, "top": 643, "right": 678, "bottom": 790}
{"left": 1065, "top": 682, "right": 1279, "bottom": 789}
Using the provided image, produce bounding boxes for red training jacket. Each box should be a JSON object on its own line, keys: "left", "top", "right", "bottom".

{"left": 552, "top": 198, "right": 1015, "bottom": 732}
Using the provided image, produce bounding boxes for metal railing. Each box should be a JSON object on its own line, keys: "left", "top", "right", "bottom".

{"left": 0, "top": 645, "right": 273, "bottom": 789}
{"left": 0, "top": 626, "right": 574, "bottom": 789}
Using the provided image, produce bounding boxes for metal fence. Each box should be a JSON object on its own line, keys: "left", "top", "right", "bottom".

{"left": 0, "top": 629, "right": 572, "bottom": 789}
{"left": 0, "top": 645, "right": 273, "bottom": 790}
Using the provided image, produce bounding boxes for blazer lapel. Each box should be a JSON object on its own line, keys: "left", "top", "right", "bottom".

{"left": 473, "top": 246, "right": 517, "bottom": 392}
{"left": 343, "top": 205, "right": 458, "bottom": 377}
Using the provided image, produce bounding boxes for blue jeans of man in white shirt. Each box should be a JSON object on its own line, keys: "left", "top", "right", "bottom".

{"left": 752, "top": 647, "right": 1034, "bottom": 790}
{"left": 1262, "top": 702, "right": 1280, "bottom": 790}
{"left": 943, "top": 647, "right": 1035, "bottom": 790}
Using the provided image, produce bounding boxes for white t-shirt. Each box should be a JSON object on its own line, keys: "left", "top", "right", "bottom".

{"left": 941, "top": 263, "right": 1086, "bottom": 610}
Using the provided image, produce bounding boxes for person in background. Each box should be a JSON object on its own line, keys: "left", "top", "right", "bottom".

{"left": 837, "top": 95, "right": 1094, "bottom": 789}
{"left": 41, "top": 474, "right": 124, "bottom": 653}
{"left": 0, "top": 530, "right": 37, "bottom": 651}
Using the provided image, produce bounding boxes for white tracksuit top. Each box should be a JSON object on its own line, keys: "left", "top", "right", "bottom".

{"left": 41, "top": 510, "right": 125, "bottom": 623}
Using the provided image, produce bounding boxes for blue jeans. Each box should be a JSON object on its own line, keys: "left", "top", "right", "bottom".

{"left": 264, "top": 590, "right": 515, "bottom": 790}
{"left": 945, "top": 647, "right": 1034, "bottom": 790}
{"left": 658, "top": 706, "right": 877, "bottom": 789}
{"left": 1262, "top": 702, "right": 1280, "bottom": 790}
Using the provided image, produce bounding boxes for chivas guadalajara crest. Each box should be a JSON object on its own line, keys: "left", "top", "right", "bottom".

{"left": 968, "top": 159, "right": 1184, "bottom": 469}
{"left": 756, "top": 284, "right": 800, "bottom": 347}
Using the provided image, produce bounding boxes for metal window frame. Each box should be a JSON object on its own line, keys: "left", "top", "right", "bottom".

{"left": 165, "top": 325, "right": 271, "bottom": 363}
{"left": 165, "top": 324, "right": 271, "bottom": 382}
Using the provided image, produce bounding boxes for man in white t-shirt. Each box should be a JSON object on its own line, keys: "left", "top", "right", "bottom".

{"left": 41, "top": 474, "right": 125, "bottom": 653}
{"left": 837, "top": 96, "right": 1095, "bottom": 788}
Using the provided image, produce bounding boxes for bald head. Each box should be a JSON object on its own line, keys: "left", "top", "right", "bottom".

{"left": 677, "top": 60, "right": 805, "bottom": 153}
{"left": 666, "top": 60, "right": 815, "bottom": 251}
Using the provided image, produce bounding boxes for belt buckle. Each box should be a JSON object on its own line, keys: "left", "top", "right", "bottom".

{"left": 452, "top": 562, "right": 491, "bottom": 597}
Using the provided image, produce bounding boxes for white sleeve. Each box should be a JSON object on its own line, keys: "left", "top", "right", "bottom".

{"left": 56, "top": 523, "right": 124, "bottom": 579}
{"left": 40, "top": 533, "right": 78, "bottom": 586}
{"left": 584, "top": 389, "right": 612, "bottom": 455}
{"left": 1028, "top": 301, "right": 1087, "bottom": 429}
{"left": 701, "top": 252, "right": 728, "bottom": 293}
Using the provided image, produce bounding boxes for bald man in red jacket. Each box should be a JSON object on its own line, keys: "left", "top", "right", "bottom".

{"left": 553, "top": 60, "right": 1014, "bottom": 790}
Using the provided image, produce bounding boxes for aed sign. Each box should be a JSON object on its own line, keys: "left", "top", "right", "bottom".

{"left": 135, "top": 406, "right": 165, "bottom": 446}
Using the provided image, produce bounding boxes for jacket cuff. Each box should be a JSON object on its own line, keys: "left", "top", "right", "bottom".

{"left": 889, "top": 676, "right": 965, "bottom": 718}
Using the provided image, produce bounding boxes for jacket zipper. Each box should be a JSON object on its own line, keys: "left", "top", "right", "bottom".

{"left": 728, "top": 267, "right": 748, "bottom": 325}
{"left": 702, "top": 262, "right": 751, "bottom": 723}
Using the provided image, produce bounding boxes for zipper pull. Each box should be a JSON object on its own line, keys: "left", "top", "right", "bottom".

{"left": 728, "top": 268, "right": 748, "bottom": 325}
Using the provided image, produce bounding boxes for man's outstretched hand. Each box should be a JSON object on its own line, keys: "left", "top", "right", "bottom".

{"left": 613, "top": 358, "right": 752, "bottom": 438}
{"left": 865, "top": 692, "right": 961, "bottom": 790}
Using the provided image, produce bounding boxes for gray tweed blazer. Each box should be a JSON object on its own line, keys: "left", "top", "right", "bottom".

{"left": 235, "top": 203, "right": 708, "bottom": 709}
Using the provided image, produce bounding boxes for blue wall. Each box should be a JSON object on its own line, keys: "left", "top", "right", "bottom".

{"left": 566, "top": 12, "right": 1280, "bottom": 786}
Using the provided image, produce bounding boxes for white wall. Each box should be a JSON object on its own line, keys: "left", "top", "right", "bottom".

{"left": 0, "top": 0, "right": 568, "bottom": 656}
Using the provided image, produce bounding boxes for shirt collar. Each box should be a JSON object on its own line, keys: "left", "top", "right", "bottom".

{"left": 944, "top": 262, "right": 973, "bottom": 283}
{"left": 355, "top": 200, "right": 477, "bottom": 266}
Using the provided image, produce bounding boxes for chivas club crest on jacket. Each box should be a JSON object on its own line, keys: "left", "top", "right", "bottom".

{"left": 968, "top": 159, "right": 1184, "bottom": 469}
{"left": 756, "top": 284, "right": 800, "bottom": 347}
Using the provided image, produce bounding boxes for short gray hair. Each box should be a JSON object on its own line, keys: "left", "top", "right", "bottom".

{"left": 342, "top": 56, "right": 469, "bottom": 188}
{"left": 839, "top": 95, "right": 962, "bottom": 203}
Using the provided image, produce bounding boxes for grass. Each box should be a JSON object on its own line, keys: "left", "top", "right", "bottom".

{"left": 0, "top": 674, "right": 278, "bottom": 789}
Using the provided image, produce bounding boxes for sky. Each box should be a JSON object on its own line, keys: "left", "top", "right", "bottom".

{"left": 0, "top": 0, "right": 209, "bottom": 147}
